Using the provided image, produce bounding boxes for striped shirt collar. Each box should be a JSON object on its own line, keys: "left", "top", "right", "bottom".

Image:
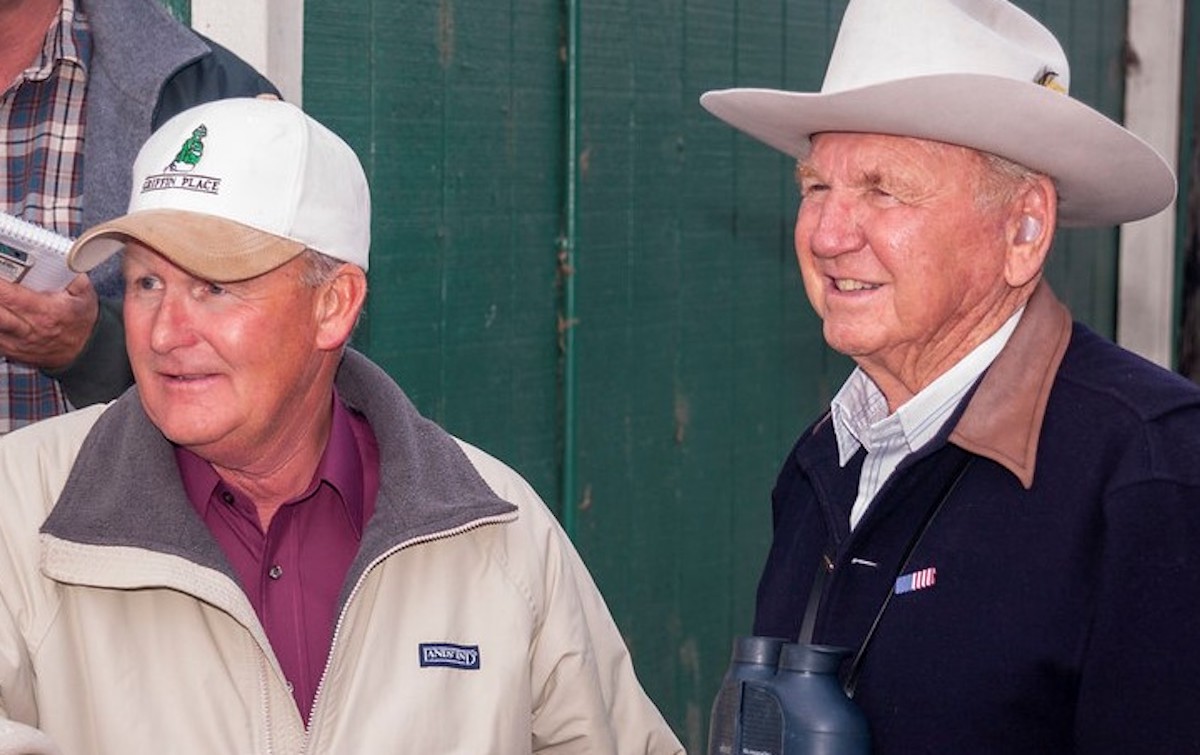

{"left": 21, "top": 0, "right": 88, "bottom": 85}
{"left": 832, "top": 307, "right": 1026, "bottom": 467}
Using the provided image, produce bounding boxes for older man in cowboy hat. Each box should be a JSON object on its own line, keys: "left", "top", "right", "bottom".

{"left": 703, "top": 0, "right": 1200, "bottom": 753}
{"left": 0, "top": 97, "right": 684, "bottom": 754}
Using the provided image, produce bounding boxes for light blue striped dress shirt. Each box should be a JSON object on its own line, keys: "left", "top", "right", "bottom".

{"left": 831, "top": 308, "right": 1024, "bottom": 529}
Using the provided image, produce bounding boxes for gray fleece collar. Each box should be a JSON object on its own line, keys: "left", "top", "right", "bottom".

{"left": 42, "top": 350, "right": 517, "bottom": 579}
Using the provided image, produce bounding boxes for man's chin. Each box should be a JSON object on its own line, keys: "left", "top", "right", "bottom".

{"left": 144, "top": 405, "right": 229, "bottom": 451}
{"left": 821, "top": 325, "right": 878, "bottom": 360}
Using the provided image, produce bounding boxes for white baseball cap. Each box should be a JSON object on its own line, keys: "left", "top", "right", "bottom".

{"left": 69, "top": 96, "right": 370, "bottom": 282}
{"left": 699, "top": 0, "right": 1175, "bottom": 227}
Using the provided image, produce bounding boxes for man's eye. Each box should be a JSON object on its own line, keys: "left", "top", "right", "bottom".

{"left": 869, "top": 186, "right": 907, "bottom": 205}
{"left": 801, "top": 183, "right": 829, "bottom": 197}
{"left": 133, "top": 275, "right": 161, "bottom": 291}
{"left": 205, "top": 283, "right": 227, "bottom": 296}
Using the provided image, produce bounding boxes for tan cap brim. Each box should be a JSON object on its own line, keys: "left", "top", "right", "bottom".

{"left": 68, "top": 209, "right": 306, "bottom": 283}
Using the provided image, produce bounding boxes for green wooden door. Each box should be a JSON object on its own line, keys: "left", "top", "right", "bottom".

{"left": 292, "top": 1, "right": 1132, "bottom": 749}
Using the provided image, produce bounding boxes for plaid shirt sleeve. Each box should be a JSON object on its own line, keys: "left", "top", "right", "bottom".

{"left": 0, "top": 0, "right": 90, "bottom": 432}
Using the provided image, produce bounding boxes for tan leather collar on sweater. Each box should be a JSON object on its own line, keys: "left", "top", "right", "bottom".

{"left": 948, "top": 281, "right": 1072, "bottom": 489}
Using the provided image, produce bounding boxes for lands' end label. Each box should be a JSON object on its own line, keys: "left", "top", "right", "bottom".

{"left": 419, "top": 642, "right": 481, "bottom": 670}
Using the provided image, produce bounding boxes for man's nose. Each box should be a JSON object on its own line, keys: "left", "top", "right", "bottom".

{"left": 148, "top": 290, "right": 198, "bottom": 353}
{"left": 805, "top": 193, "right": 866, "bottom": 258}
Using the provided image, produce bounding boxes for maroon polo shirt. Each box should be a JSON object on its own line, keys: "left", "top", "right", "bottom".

{"left": 175, "top": 393, "right": 379, "bottom": 723}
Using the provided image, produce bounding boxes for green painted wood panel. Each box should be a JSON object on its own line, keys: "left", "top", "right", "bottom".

{"left": 296, "top": 1, "right": 1131, "bottom": 749}
{"left": 1178, "top": 2, "right": 1199, "bottom": 377}
{"left": 304, "top": 0, "right": 564, "bottom": 500}
{"left": 571, "top": 1, "right": 851, "bottom": 744}
{"left": 1025, "top": 0, "right": 1129, "bottom": 335}
{"left": 157, "top": 0, "right": 188, "bottom": 24}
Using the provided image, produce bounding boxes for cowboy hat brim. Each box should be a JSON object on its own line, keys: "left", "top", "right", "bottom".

{"left": 700, "top": 73, "right": 1175, "bottom": 227}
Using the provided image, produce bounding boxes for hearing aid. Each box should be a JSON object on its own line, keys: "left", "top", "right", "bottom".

{"left": 1017, "top": 215, "right": 1041, "bottom": 243}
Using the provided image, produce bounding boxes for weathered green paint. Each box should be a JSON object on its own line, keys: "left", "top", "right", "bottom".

{"left": 1029, "top": 0, "right": 1129, "bottom": 336}
{"left": 1176, "top": 3, "right": 1199, "bottom": 370}
{"left": 560, "top": 0, "right": 581, "bottom": 536}
{"left": 304, "top": 0, "right": 565, "bottom": 504}
{"left": 299, "top": 1, "right": 1131, "bottom": 749}
{"left": 156, "top": 0, "right": 189, "bottom": 25}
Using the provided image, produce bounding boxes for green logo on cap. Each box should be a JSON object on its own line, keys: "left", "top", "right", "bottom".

{"left": 167, "top": 124, "right": 208, "bottom": 172}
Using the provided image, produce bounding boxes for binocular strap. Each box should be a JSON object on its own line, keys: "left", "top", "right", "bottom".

{"left": 798, "top": 452, "right": 975, "bottom": 698}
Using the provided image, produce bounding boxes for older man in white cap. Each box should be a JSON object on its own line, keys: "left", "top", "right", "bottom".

{"left": 703, "top": 0, "right": 1200, "bottom": 753}
{"left": 0, "top": 97, "right": 684, "bottom": 755}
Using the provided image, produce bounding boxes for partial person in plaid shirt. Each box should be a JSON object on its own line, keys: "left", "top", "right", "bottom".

{"left": 0, "top": 0, "right": 277, "bottom": 433}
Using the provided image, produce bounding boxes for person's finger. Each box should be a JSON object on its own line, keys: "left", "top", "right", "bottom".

{"left": 64, "top": 273, "right": 93, "bottom": 297}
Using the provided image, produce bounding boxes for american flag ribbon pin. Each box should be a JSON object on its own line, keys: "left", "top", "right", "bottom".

{"left": 894, "top": 566, "right": 937, "bottom": 595}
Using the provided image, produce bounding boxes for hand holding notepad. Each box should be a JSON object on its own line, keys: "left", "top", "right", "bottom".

{"left": 0, "top": 213, "right": 77, "bottom": 292}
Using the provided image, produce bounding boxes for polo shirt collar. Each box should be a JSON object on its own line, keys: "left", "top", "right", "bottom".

{"left": 175, "top": 389, "right": 367, "bottom": 537}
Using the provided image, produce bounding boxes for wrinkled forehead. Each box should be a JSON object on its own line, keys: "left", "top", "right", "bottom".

{"left": 797, "top": 132, "right": 992, "bottom": 188}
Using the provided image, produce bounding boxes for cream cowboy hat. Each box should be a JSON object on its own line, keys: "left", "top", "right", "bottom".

{"left": 699, "top": 0, "right": 1175, "bottom": 227}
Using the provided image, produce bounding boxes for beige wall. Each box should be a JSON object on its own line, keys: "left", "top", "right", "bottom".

{"left": 1119, "top": 0, "right": 1185, "bottom": 368}
{"left": 189, "top": 0, "right": 304, "bottom": 106}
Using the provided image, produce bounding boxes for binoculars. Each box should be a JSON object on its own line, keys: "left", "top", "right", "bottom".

{"left": 707, "top": 636, "right": 871, "bottom": 755}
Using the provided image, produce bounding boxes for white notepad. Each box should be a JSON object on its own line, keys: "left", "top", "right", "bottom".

{"left": 0, "top": 212, "right": 76, "bottom": 292}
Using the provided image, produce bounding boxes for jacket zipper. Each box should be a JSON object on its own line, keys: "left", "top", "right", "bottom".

{"left": 298, "top": 511, "right": 517, "bottom": 752}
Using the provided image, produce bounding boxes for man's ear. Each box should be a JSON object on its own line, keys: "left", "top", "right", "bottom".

{"left": 314, "top": 264, "right": 368, "bottom": 351}
{"left": 1005, "top": 175, "right": 1057, "bottom": 288}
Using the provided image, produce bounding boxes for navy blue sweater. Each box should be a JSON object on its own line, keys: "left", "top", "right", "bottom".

{"left": 755, "top": 284, "right": 1200, "bottom": 754}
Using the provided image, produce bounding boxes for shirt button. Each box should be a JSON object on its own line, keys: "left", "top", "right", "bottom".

{"left": 268, "top": 564, "right": 284, "bottom": 580}
{"left": 220, "top": 491, "right": 235, "bottom": 505}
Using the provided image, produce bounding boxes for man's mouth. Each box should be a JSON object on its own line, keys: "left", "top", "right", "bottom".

{"left": 161, "top": 371, "right": 213, "bottom": 382}
{"left": 832, "top": 278, "right": 881, "bottom": 292}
